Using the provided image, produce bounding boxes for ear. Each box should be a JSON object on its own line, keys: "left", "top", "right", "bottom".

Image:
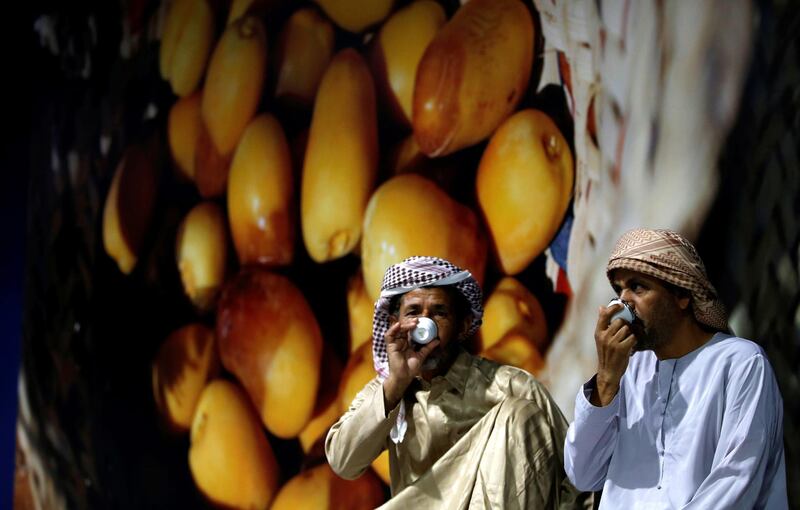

{"left": 388, "top": 314, "right": 398, "bottom": 327}
{"left": 458, "top": 314, "right": 471, "bottom": 341}
{"left": 676, "top": 294, "right": 691, "bottom": 312}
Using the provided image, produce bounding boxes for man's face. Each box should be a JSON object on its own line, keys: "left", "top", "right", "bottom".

{"left": 610, "top": 269, "right": 687, "bottom": 352}
{"left": 393, "top": 287, "right": 468, "bottom": 373}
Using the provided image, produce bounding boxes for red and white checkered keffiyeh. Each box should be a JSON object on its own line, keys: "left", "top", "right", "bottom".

{"left": 372, "top": 256, "right": 483, "bottom": 380}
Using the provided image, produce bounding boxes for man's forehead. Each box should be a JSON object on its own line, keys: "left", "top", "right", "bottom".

{"left": 400, "top": 287, "right": 452, "bottom": 304}
{"left": 609, "top": 268, "right": 663, "bottom": 286}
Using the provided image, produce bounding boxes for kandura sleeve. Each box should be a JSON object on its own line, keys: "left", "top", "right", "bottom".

{"left": 563, "top": 375, "right": 621, "bottom": 492}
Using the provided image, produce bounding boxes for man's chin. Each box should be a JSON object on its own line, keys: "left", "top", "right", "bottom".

{"left": 422, "top": 354, "right": 442, "bottom": 372}
{"left": 632, "top": 331, "right": 661, "bottom": 352}
{"left": 421, "top": 345, "right": 457, "bottom": 374}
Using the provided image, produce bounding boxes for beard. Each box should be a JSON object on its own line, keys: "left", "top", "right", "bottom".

{"left": 632, "top": 322, "right": 664, "bottom": 352}
{"left": 632, "top": 302, "right": 678, "bottom": 352}
{"left": 420, "top": 342, "right": 459, "bottom": 374}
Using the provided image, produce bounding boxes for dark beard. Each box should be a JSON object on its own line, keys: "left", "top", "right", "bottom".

{"left": 632, "top": 322, "right": 662, "bottom": 351}
{"left": 632, "top": 303, "right": 676, "bottom": 352}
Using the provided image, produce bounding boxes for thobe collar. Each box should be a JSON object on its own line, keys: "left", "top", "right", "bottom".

{"left": 655, "top": 331, "right": 730, "bottom": 365}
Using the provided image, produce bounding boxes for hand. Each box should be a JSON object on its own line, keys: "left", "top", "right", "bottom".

{"left": 382, "top": 317, "right": 440, "bottom": 410}
{"left": 591, "top": 304, "right": 636, "bottom": 406}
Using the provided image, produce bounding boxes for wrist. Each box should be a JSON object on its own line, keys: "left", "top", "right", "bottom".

{"left": 592, "top": 373, "right": 621, "bottom": 407}
{"left": 383, "top": 376, "right": 410, "bottom": 411}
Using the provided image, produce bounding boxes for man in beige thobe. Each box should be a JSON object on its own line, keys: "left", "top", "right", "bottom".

{"left": 326, "top": 256, "right": 588, "bottom": 509}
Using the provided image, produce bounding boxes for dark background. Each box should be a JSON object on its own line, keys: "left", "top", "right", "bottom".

{"left": 2, "top": 0, "right": 34, "bottom": 507}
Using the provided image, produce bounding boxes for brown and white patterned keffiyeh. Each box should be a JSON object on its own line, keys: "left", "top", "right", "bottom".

{"left": 372, "top": 256, "right": 484, "bottom": 381}
{"left": 606, "top": 228, "right": 729, "bottom": 332}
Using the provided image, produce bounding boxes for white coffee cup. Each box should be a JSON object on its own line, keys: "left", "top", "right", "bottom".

{"left": 608, "top": 298, "right": 635, "bottom": 324}
{"left": 412, "top": 317, "right": 438, "bottom": 344}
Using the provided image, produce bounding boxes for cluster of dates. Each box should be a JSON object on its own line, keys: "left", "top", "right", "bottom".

{"left": 102, "top": 0, "right": 574, "bottom": 507}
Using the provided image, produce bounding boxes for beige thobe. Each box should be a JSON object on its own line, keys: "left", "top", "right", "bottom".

{"left": 325, "top": 350, "right": 589, "bottom": 509}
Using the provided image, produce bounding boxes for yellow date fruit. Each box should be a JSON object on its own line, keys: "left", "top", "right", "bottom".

{"left": 217, "top": 268, "right": 323, "bottom": 438}
{"left": 102, "top": 143, "right": 159, "bottom": 275}
{"left": 362, "top": 174, "right": 486, "bottom": 302}
{"left": 388, "top": 134, "right": 431, "bottom": 175}
{"left": 346, "top": 270, "right": 374, "bottom": 353}
{"left": 298, "top": 394, "right": 341, "bottom": 454}
{"left": 228, "top": 113, "right": 294, "bottom": 266}
{"left": 194, "top": 120, "right": 233, "bottom": 198}
{"left": 159, "top": 0, "right": 186, "bottom": 77}
{"left": 159, "top": 0, "right": 214, "bottom": 97}
{"left": 227, "top": 0, "right": 259, "bottom": 24}
{"left": 476, "top": 109, "right": 573, "bottom": 275}
{"left": 167, "top": 90, "right": 202, "bottom": 182}
{"left": 338, "top": 342, "right": 375, "bottom": 414}
{"left": 302, "top": 49, "right": 378, "bottom": 263}
{"left": 413, "top": 0, "right": 534, "bottom": 156}
{"left": 371, "top": 450, "right": 391, "bottom": 486}
{"left": 298, "top": 343, "right": 343, "bottom": 453}
{"left": 271, "top": 463, "right": 384, "bottom": 510}
{"left": 275, "top": 8, "right": 335, "bottom": 108}
{"left": 387, "top": 134, "right": 463, "bottom": 193}
{"left": 202, "top": 15, "right": 268, "bottom": 157}
{"left": 373, "top": 0, "right": 446, "bottom": 126}
{"left": 175, "top": 201, "right": 228, "bottom": 312}
{"left": 152, "top": 324, "right": 218, "bottom": 432}
{"left": 481, "top": 331, "right": 544, "bottom": 377}
{"left": 314, "top": 0, "right": 394, "bottom": 33}
{"left": 189, "top": 379, "right": 279, "bottom": 509}
{"left": 479, "top": 277, "right": 547, "bottom": 352}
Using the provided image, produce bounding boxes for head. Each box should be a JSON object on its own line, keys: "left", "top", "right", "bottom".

{"left": 606, "top": 228, "right": 729, "bottom": 352}
{"left": 389, "top": 286, "right": 472, "bottom": 373}
{"left": 609, "top": 268, "right": 693, "bottom": 351}
{"left": 372, "top": 256, "right": 483, "bottom": 380}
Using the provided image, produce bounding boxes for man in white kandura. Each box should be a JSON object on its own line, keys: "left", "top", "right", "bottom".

{"left": 564, "top": 228, "right": 788, "bottom": 508}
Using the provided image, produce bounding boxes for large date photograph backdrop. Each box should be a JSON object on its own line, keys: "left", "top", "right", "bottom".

{"left": 12, "top": 0, "right": 800, "bottom": 508}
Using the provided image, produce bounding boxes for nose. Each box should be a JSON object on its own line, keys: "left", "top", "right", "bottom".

{"left": 619, "top": 289, "right": 633, "bottom": 303}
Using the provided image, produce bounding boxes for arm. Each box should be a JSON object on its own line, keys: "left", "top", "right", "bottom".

{"left": 326, "top": 316, "right": 441, "bottom": 479}
{"left": 564, "top": 304, "right": 634, "bottom": 491}
{"left": 681, "top": 354, "right": 787, "bottom": 509}
{"left": 563, "top": 376, "right": 621, "bottom": 492}
{"left": 325, "top": 377, "right": 400, "bottom": 480}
